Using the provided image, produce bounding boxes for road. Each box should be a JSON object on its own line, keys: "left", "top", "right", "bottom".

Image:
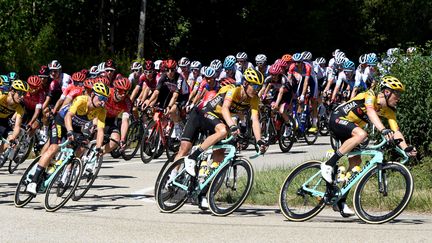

{"left": 0, "top": 136, "right": 430, "bottom": 242}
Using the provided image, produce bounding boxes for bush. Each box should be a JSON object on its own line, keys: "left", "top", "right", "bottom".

{"left": 390, "top": 43, "right": 432, "bottom": 157}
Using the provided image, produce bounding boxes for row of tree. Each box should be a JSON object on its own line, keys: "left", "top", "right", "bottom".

{"left": 0, "top": 0, "right": 431, "bottom": 76}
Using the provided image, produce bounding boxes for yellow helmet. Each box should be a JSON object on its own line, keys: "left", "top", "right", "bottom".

{"left": 11, "top": 79, "right": 30, "bottom": 92}
{"left": 92, "top": 82, "right": 110, "bottom": 97}
{"left": 243, "top": 68, "right": 264, "bottom": 86}
{"left": 380, "top": 76, "right": 405, "bottom": 92}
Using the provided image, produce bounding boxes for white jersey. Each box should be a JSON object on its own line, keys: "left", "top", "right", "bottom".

{"left": 188, "top": 72, "right": 203, "bottom": 91}
{"left": 235, "top": 62, "right": 254, "bottom": 73}
{"left": 313, "top": 62, "right": 327, "bottom": 80}
{"left": 219, "top": 69, "right": 243, "bottom": 86}
{"left": 255, "top": 65, "right": 270, "bottom": 77}
{"left": 60, "top": 73, "right": 71, "bottom": 92}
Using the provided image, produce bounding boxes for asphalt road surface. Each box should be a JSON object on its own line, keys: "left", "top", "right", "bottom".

{"left": 0, "top": 136, "right": 430, "bottom": 242}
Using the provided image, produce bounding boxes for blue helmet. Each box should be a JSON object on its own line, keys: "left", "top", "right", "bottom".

{"left": 204, "top": 67, "right": 216, "bottom": 78}
{"left": 0, "top": 75, "right": 10, "bottom": 86}
{"left": 292, "top": 53, "right": 302, "bottom": 62}
{"left": 223, "top": 55, "right": 236, "bottom": 70}
{"left": 342, "top": 60, "right": 355, "bottom": 71}
{"left": 367, "top": 55, "right": 378, "bottom": 66}
{"left": 8, "top": 72, "right": 18, "bottom": 81}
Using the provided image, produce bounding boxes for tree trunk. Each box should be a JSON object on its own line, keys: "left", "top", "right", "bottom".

{"left": 137, "top": 0, "right": 147, "bottom": 59}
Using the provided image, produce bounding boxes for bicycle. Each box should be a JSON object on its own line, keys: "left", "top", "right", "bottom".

{"left": 72, "top": 134, "right": 119, "bottom": 201}
{"left": 155, "top": 136, "right": 259, "bottom": 216}
{"left": 121, "top": 108, "right": 148, "bottom": 161}
{"left": 279, "top": 136, "right": 413, "bottom": 224}
{"left": 14, "top": 139, "right": 83, "bottom": 212}
{"left": 140, "top": 107, "right": 178, "bottom": 163}
{"left": 259, "top": 103, "right": 293, "bottom": 152}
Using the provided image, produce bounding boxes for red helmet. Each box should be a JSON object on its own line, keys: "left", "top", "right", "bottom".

{"left": 27, "top": 75, "right": 42, "bottom": 87}
{"left": 144, "top": 60, "right": 155, "bottom": 71}
{"left": 80, "top": 69, "right": 89, "bottom": 77}
{"left": 274, "top": 59, "right": 288, "bottom": 68}
{"left": 95, "top": 76, "right": 110, "bottom": 86}
{"left": 165, "top": 59, "right": 177, "bottom": 69}
{"left": 220, "top": 77, "right": 236, "bottom": 87}
{"left": 281, "top": 54, "right": 292, "bottom": 62}
{"left": 38, "top": 65, "right": 50, "bottom": 78}
{"left": 84, "top": 78, "right": 94, "bottom": 89}
{"left": 113, "top": 77, "right": 131, "bottom": 91}
{"left": 269, "top": 64, "right": 283, "bottom": 75}
{"left": 71, "top": 72, "right": 86, "bottom": 82}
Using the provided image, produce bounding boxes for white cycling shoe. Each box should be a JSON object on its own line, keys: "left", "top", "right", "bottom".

{"left": 320, "top": 163, "right": 334, "bottom": 183}
{"left": 184, "top": 157, "right": 197, "bottom": 177}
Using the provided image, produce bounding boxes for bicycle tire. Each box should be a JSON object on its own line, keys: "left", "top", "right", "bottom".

{"left": 279, "top": 160, "right": 326, "bottom": 221}
{"left": 122, "top": 121, "right": 143, "bottom": 161}
{"left": 353, "top": 162, "right": 414, "bottom": 224}
{"left": 155, "top": 158, "right": 189, "bottom": 213}
{"left": 9, "top": 135, "right": 35, "bottom": 174}
{"left": 141, "top": 125, "right": 159, "bottom": 163}
{"left": 73, "top": 151, "right": 103, "bottom": 201}
{"left": 278, "top": 119, "right": 295, "bottom": 153}
{"left": 14, "top": 156, "right": 40, "bottom": 207}
{"left": 44, "top": 158, "right": 82, "bottom": 212}
{"left": 207, "top": 158, "right": 254, "bottom": 216}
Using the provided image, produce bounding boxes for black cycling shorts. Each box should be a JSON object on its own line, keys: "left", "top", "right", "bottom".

{"left": 181, "top": 108, "right": 223, "bottom": 143}
{"left": 0, "top": 118, "right": 12, "bottom": 139}
{"left": 329, "top": 111, "right": 359, "bottom": 143}
{"left": 104, "top": 118, "right": 121, "bottom": 135}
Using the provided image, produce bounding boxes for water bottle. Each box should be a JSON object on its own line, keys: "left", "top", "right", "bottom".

{"left": 198, "top": 160, "right": 208, "bottom": 183}
{"left": 300, "top": 112, "right": 307, "bottom": 124}
{"left": 345, "top": 166, "right": 361, "bottom": 181}
{"left": 336, "top": 166, "right": 346, "bottom": 184}
{"left": 46, "top": 160, "right": 63, "bottom": 176}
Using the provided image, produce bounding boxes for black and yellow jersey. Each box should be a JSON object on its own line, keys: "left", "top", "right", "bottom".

{"left": 58, "top": 95, "right": 106, "bottom": 128}
{"left": 202, "top": 84, "right": 259, "bottom": 118}
{"left": 0, "top": 93, "right": 25, "bottom": 119}
{"left": 334, "top": 90, "right": 398, "bottom": 131}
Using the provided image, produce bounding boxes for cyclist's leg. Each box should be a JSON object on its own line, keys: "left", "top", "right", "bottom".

{"left": 174, "top": 107, "right": 201, "bottom": 161}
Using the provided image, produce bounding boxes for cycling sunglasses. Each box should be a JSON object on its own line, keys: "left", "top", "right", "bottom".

{"left": 96, "top": 94, "right": 108, "bottom": 102}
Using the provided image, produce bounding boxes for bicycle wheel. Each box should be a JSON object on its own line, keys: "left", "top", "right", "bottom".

{"left": 110, "top": 148, "right": 122, "bottom": 158}
{"left": 9, "top": 135, "right": 35, "bottom": 174}
{"left": 207, "top": 158, "right": 254, "bottom": 216}
{"left": 0, "top": 148, "right": 9, "bottom": 168}
{"left": 14, "top": 156, "right": 40, "bottom": 207}
{"left": 165, "top": 126, "right": 180, "bottom": 162}
{"left": 155, "top": 158, "right": 190, "bottom": 213}
{"left": 122, "top": 121, "right": 143, "bottom": 161}
{"left": 330, "top": 133, "right": 340, "bottom": 151}
{"left": 279, "top": 160, "right": 326, "bottom": 221}
{"left": 353, "top": 162, "right": 414, "bottom": 224}
{"left": 72, "top": 154, "right": 103, "bottom": 201}
{"left": 278, "top": 119, "right": 295, "bottom": 153}
{"left": 44, "top": 158, "right": 82, "bottom": 212}
{"left": 141, "top": 124, "right": 159, "bottom": 164}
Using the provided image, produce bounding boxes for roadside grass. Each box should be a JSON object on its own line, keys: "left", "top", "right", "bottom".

{"left": 246, "top": 157, "right": 432, "bottom": 213}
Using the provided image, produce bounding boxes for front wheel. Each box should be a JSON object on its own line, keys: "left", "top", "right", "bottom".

{"left": 279, "top": 160, "right": 326, "bottom": 221}
{"left": 155, "top": 158, "right": 190, "bottom": 213}
{"left": 72, "top": 154, "right": 103, "bottom": 201}
{"left": 353, "top": 162, "right": 414, "bottom": 224}
{"left": 278, "top": 119, "right": 295, "bottom": 153}
{"left": 207, "top": 158, "right": 254, "bottom": 216}
{"left": 122, "top": 121, "right": 143, "bottom": 161}
{"left": 44, "top": 158, "right": 82, "bottom": 212}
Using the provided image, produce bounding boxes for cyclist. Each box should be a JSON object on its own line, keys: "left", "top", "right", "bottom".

{"left": 103, "top": 59, "right": 117, "bottom": 85}
{"left": 0, "top": 75, "right": 10, "bottom": 94}
{"left": 52, "top": 72, "right": 86, "bottom": 114}
{"left": 186, "top": 67, "right": 219, "bottom": 112}
{"left": 128, "top": 61, "right": 143, "bottom": 90}
{"left": 331, "top": 60, "right": 358, "bottom": 102}
{"left": 26, "top": 82, "right": 110, "bottom": 195}
{"left": 181, "top": 68, "right": 268, "bottom": 177}
{"left": 321, "top": 76, "right": 417, "bottom": 216}
{"left": 103, "top": 77, "right": 132, "bottom": 154}
{"left": 22, "top": 76, "right": 46, "bottom": 139}
{"left": 136, "top": 61, "right": 158, "bottom": 107}
{"left": 48, "top": 60, "right": 71, "bottom": 92}
{"left": 219, "top": 55, "right": 243, "bottom": 85}
{"left": 261, "top": 63, "right": 293, "bottom": 137}
{"left": 178, "top": 57, "right": 191, "bottom": 83}
{"left": 255, "top": 54, "right": 270, "bottom": 78}
{"left": 210, "top": 59, "right": 223, "bottom": 80}
{"left": 235, "top": 52, "right": 254, "bottom": 73}
{"left": 0, "top": 80, "right": 29, "bottom": 155}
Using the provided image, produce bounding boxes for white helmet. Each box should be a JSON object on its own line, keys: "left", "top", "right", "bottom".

{"left": 387, "top": 48, "right": 400, "bottom": 57}
{"left": 131, "top": 62, "right": 142, "bottom": 71}
{"left": 236, "top": 52, "right": 248, "bottom": 60}
{"left": 154, "top": 60, "right": 163, "bottom": 71}
{"left": 190, "top": 61, "right": 202, "bottom": 70}
{"left": 179, "top": 57, "right": 191, "bottom": 67}
{"left": 255, "top": 54, "right": 267, "bottom": 64}
{"left": 301, "top": 51, "right": 313, "bottom": 61}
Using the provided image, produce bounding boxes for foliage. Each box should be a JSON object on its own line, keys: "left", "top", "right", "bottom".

{"left": 390, "top": 44, "right": 432, "bottom": 157}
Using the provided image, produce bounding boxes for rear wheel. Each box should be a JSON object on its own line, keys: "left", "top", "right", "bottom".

{"left": 278, "top": 118, "right": 295, "bottom": 153}
{"left": 155, "top": 158, "right": 190, "bottom": 213}
{"left": 73, "top": 150, "right": 103, "bottom": 201}
{"left": 279, "top": 160, "right": 326, "bottom": 221}
{"left": 141, "top": 125, "right": 159, "bottom": 164}
{"left": 207, "top": 158, "right": 254, "bottom": 216}
{"left": 14, "top": 157, "right": 40, "bottom": 207}
{"left": 44, "top": 158, "right": 82, "bottom": 212}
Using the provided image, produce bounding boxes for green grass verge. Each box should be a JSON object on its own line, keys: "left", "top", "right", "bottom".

{"left": 245, "top": 157, "right": 432, "bottom": 213}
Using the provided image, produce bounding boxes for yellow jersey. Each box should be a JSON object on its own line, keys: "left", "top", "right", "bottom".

{"left": 0, "top": 93, "right": 25, "bottom": 119}
{"left": 67, "top": 95, "right": 107, "bottom": 128}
